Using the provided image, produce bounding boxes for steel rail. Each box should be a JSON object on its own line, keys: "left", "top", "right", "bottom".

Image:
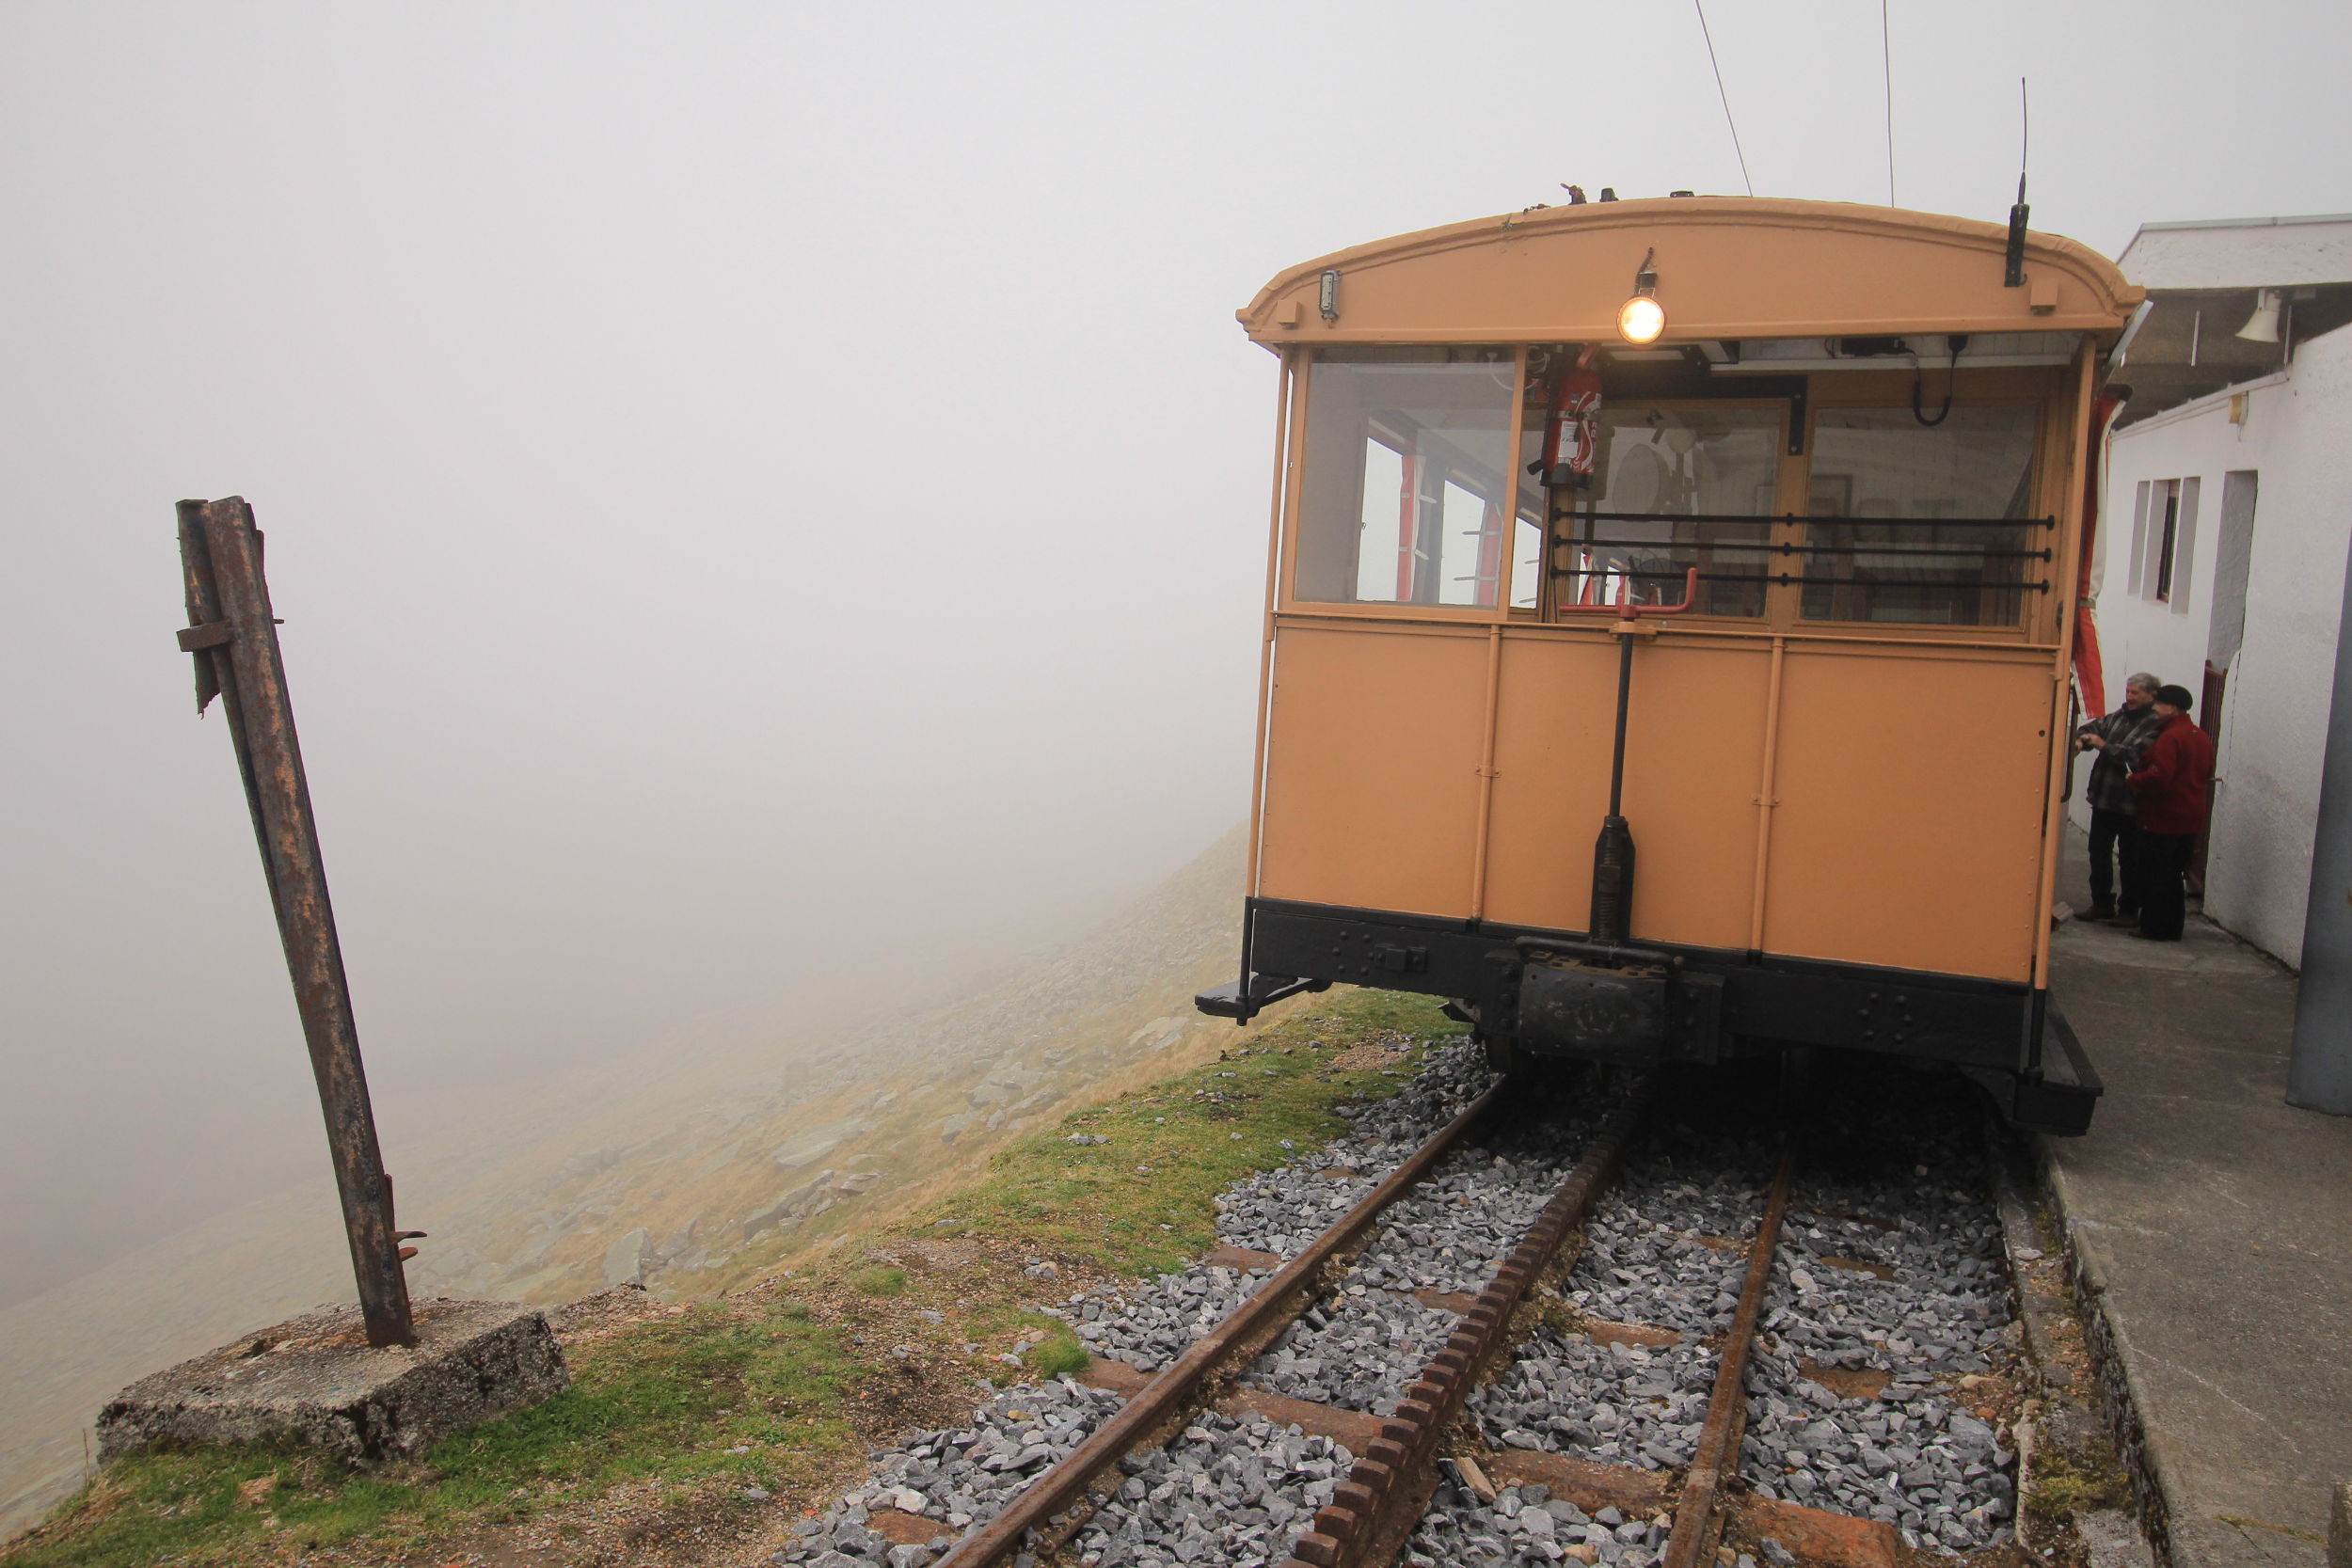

{"left": 931, "top": 1077, "right": 1510, "bottom": 1568}
{"left": 1660, "top": 1145, "right": 1799, "bottom": 1568}
{"left": 1279, "top": 1081, "right": 1656, "bottom": 1568}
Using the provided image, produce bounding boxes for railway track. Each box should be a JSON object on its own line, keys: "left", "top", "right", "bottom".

{"left": 778, "top": 1048, "right": 2022, "bottom": 1568}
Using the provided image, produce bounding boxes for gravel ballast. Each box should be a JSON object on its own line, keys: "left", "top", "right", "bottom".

{"left": 776, "top": 1046, "right": 2026, "bottom": 1568}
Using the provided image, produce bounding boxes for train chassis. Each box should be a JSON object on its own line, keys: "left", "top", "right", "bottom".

{"left": 1199, "top": 896, "right": 2102, "bottom": 1135}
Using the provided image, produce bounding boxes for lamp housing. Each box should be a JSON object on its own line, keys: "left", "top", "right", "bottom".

{"left": 1616, "top": 248, "right": 1664, "bottom": 345}
{"left": 2236, "top": 289, "right": 2281, "bottom": 345}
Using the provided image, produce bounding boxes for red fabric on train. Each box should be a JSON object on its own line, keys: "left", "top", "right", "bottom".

{"left": 2071, "top": 391, "right": 2126, "bottom": 716}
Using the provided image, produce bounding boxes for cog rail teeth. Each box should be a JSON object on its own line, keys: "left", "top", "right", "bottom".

{"left": 933, "top": 1076, "right": 1526, "bottom": 1568}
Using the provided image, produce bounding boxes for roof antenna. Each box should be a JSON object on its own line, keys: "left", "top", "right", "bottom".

{"left": 2004, "top": 77, "right": 2029, "bottom": 287}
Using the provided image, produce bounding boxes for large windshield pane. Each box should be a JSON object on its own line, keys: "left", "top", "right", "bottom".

{"left": 1295, "top": 348, "right": 1516, "bottom": 608}
{"left": 1801, "top": 406, "right": 2042, "bottom": 626}
{"left": 1551, "top": 406, "right": 1780, "bottom": 617}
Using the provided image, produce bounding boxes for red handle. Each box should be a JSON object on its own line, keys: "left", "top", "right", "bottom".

{"left": 1623, "top": 566, "right": 1702, "bottom": 620}
{"left": 1556, "top": 565, "right": 1702, "bottom": 621}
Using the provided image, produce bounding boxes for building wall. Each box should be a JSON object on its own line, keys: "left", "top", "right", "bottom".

{"left": 2079, "top": 325, "right": 2352, "bottom": 961}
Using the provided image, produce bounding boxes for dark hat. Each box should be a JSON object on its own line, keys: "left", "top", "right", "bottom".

{"left": 2153, "top": 684, "right": 2195, "bottom": 711}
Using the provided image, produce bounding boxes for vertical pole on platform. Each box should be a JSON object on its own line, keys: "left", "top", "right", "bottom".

{"left": 2289, "top": 537, "right": 2352, "bottom": 1116}
{"left": 176, "top": 497, "right": 418, "bottom": 1345}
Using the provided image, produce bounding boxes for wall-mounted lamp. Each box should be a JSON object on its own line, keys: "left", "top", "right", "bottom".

{"left": 1616, "top": 248, "right": 1664, "bottom": 345}
{"left": 2236, "top": 289, "right": 2281, "bottom": 344}
{"left": 1318, "top": 269, "right": 1341, "bottom": 323}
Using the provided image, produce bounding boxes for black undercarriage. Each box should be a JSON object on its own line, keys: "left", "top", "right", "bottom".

{"left": 1197, "top": 896, "right": 2102, "bottom": 1134}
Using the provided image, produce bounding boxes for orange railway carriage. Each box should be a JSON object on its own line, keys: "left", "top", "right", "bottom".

{"left": 1195, "top": 197, "right": 2143, "bottom": 1133}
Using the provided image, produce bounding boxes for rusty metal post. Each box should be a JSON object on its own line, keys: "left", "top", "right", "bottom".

{"left": 176, "top": 497, "right": 417, "bottom": 1348}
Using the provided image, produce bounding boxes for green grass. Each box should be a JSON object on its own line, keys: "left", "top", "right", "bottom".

{"left": 5, "top": 1302, "right": 865, "bottom": 1567}
{"left": 5, "top": 987, "right": 1467, "bottom": 1567}
{"left": 1014, "top": 1314, "right": 1090, "bottom": 1380}
{"left": 917, "top": 988, "right": 1463, "bottom": 1281}
{"left": 850, "top": 1264, "right": 909, "bottom": 1296}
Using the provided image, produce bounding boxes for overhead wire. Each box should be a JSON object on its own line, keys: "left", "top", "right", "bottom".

{"left": 1881, "top": 0, "right": 1897, "bottom": 205}
{"left": 1692, "top": 0, "right": 1754, "bottom": 198}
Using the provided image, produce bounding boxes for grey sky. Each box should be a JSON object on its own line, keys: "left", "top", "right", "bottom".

{"left": 5, "top": 0, "right": 2349, "bottom": 1306}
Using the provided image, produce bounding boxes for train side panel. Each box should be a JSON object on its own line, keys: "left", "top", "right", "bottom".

{"left": 1257, "top": 622, "right": 1486, "bottom": 918}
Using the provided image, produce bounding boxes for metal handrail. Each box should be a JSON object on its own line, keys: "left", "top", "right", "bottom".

{"left": 1567, "top": 538, "right": 2054, "bottom": 561}
{"left": 1551, "top": 565, "right": 2052, "bottom": 592}
{"left": 1554, "top": 507, "right": 2055, "bottom": 531}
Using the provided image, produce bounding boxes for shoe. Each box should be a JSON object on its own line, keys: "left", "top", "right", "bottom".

{"left": 2128, "top": 928, "right": 2175, "bottom": 941}
{"left": 2085, "top": 904, "right": 2116, "bottom": 922}
{"left": 2106, "top": 913, "right": 2139, "bottom": 927}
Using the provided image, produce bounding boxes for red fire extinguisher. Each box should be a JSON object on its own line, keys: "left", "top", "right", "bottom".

{"left": 1529, "top": 345, "right": 1603, "bottom": 489}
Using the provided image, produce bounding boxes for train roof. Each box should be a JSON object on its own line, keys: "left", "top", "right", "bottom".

{"left": 1239, "top": 196, "right": 2142, "bottom": 350}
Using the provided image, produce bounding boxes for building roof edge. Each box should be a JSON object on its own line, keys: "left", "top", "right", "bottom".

{"left": 2133, "top": 214, "right": 2352, "bottom": 234}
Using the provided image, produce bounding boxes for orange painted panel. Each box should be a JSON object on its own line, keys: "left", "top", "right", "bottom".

{"left": 1485, "top": 636, "right": 1769, "bottom": 948}
{"left": 1616, "top": 641, "right": 1772, "bottom": 949}
{"left": 1258, "top": 625, "right": 1486, "bottom": 918}
{"left": 1482, "top": 636, "right": 1616, "bottom": 931}
{"left": 1765, "top": 651, "right": 2054, "bottom": 980}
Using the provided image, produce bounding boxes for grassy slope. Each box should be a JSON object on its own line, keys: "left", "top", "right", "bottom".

{"left": 5, "top": 990, "right": 1465, "bottom": 1568}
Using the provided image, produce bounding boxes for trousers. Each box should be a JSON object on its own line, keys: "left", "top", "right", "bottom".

{"left": 2087, "top": 806, "right": 2144, "bottom": 914}
{"left": 2135, "top": 832, "right": 2198, "bottom": 941}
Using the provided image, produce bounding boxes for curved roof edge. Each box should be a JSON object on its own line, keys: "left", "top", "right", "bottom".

{"left": 1238, "top": 197, "right": 2141, "bottom": 341}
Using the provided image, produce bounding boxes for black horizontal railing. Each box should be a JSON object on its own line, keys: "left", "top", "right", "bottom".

{"left": 1568, "top": 537, "right": 2053, "bottom": 561}
{"left": 1554, "top": 509, "right": 2057, "bottom": 531}
{"left": 1549, "top": 565, "right": 2052, "bottom": 592}
{"left": 1543, "top": 510, "right": 2056, "bottom": 606}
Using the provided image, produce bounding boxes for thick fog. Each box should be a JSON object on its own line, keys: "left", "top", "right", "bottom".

{"left": 5, "top": 0, "right": 2348, "bottom": 1310}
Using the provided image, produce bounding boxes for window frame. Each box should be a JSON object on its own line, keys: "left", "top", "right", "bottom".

{"left": 1277, "top": 352, "right": 2069, "bottom": 644}
{"left": 1278, "top": 347, "right": 1529, "bottom": 622}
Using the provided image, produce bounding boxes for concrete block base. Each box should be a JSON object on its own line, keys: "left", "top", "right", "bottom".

{"left": 96, "top": 1298, "right": 567, "bottom": 1466}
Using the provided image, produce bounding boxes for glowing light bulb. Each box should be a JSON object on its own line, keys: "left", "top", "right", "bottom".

{"left": 1617, "top": 294, "right": 1666, "bottom": 345}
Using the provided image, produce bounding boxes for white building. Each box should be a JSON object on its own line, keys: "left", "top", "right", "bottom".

{"left": 2078, "top": 214, "right": 2352, "bottom": 963}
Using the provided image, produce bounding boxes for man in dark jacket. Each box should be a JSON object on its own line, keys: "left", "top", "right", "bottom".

{"left": 2126, "top": 684, "right": 2218, "bottom": 942}
{"left": 2075, "top": 672, "right": 2166, "bottom": 923}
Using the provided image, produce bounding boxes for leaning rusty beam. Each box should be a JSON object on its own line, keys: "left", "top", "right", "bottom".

{"left": 933, "top": 1078, "right": 1510, "bottom": 1568}
{"left": 1661, "top": 1145, "right": 1798, "bottom": 1568}
{"left": 1281, "top": 1081, "right": 1655, "bottom": 1568}
{"left": 176, "top": 498, "right": 416, "bottom": 1349}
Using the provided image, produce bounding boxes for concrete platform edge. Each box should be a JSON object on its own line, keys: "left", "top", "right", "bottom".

{"left": 2035, "top": 1138, "right": 2178, "bottom": 1567}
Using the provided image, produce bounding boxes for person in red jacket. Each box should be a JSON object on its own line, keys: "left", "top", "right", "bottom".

{"left": 2125, "top": 684, "right": 2217, "bottom": 941}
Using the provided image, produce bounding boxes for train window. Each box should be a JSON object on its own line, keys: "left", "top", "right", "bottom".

{"left": 1549, "top": 407, "right": 1780, "bottom": 617}
{"left": 1510, "top": 511, "right": 1545, "bottom": 610}
{"left": 1295, "top": 347, "right": 1516, "bottom": 608}
{"left": 1801, "top": 406, "right": 2042, "bottom": 626}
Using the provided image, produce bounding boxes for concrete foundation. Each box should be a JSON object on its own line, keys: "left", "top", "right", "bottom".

{"left": 96, "top": 1297, "right": 566, "bottom": 1466}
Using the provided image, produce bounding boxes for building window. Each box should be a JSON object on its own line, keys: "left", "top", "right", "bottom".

{"left": 2144, "top": 477, "right": 2201, "bottom": 610}
{"left": 2152, "top": 481, "right": 2180, "bottom": 602}
{"left": 2126, "top": 481, "right": 2151, "bottom": 596}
